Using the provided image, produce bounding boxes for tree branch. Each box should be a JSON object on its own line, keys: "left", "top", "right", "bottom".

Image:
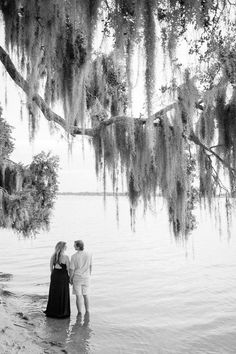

{"left": 0, "top": 45, "right": 201, "bottom": 133}
{"left": 0, "top": 186, "right": 9, "bottom": 195}
{"left": 189, "top": 130, "right": 236, "bottom": 173}
{"left": 104, "top": 0, "right": 111, "bottom": 11}
{"left": 0, "top": 46, "right": 94, "bottom": 137}
{"left": 0, "top": 45, "right": 234, "bottom": 177}
{"left": 0, "top": 46, "right": 29, "bottom": 92}
{"left": 0, "top": 45, "right": 195, "bottom": 135}
{"left": 205, "top": 153, "right": 230, "bottom": 194}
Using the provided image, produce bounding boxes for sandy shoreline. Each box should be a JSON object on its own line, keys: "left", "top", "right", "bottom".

{"left": 0, "top": 274, "right": 68, "bottom": 354}
{"left": 0, "top": 290, "right": 44, "bottom": 353}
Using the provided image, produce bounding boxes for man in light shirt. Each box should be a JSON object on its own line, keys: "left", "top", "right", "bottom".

{"left": 70, "top": 240, "right": 92, "bottom": 315}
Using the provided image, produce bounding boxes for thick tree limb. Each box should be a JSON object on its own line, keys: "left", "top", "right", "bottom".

{"left": 99, "top": 103, "right": 178, "bottom": 127}
{"left": 0, "top": 46, "right": 94, "bottom": 137}
{"left": 0, "top": 46, "right": 29, "bottom": 92}
{"left": 0, "top": 45, "right": 192, "bottom": 134}
{"left": 0, "top": 45, "right": 198, "bottom": 133}
{"left": 0, "top": 45, "right": 234, "bottom": 175}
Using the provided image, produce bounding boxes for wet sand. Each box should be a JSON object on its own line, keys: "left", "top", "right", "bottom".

{"left": 0, "top": 273, "right": 68, "bottom": 354}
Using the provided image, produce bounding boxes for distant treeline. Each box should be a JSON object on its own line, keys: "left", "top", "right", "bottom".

{"left": 58, "top": 192, "right": 128, "bottom": 196}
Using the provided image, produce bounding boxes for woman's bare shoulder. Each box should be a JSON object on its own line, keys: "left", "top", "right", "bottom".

{"left": 61, "top": 254, "right": 69, "bottom": 261}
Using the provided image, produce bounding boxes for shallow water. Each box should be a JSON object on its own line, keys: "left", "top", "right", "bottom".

{"left": 1, "top": 195, "right": 236, "bottom": 353}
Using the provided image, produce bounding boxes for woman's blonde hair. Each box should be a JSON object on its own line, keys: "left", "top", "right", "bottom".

{"left": 52, "top": 241, "right": 66, "bottom": 265}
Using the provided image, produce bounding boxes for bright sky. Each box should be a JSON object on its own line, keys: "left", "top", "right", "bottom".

{"left": 0, "top": 71, "right": 106, "bottom": 193}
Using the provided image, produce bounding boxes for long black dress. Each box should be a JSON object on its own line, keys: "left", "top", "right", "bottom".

{"left": 44, "top": 263, "right": 70, "bottom": 318}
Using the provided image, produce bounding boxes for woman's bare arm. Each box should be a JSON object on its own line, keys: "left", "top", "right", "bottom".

{"left": 65, "top": 255, "right": 70, "bottom": 276}
{"left": 50, "top": 256, "right": 54, "bottom": 273}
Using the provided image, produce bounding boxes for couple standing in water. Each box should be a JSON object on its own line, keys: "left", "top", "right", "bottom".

{"left": 44, "top": 240, "right": 92, "bottom": 318}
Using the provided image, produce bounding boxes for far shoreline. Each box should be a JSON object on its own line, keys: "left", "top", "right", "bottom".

{"left": 57, "top": 192, "right": 231, "bottom": 198}
{"left": 58, "top": 191, "right": 128, "bottom": 196}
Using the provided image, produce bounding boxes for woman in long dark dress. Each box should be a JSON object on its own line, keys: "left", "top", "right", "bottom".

{"left": 44, "top": 241, "right": 71, "bottom": 318}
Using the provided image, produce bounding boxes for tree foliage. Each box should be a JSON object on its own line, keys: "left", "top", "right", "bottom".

{"left": 0, "top": 0, "right": 236, "bottom": 236}
{"left": 0, "top": 107, "right": 59, "bottom": 235}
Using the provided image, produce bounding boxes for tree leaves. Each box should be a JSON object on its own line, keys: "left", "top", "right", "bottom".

{"left": 0, "top": 107, "right": 59, "bottom": 235}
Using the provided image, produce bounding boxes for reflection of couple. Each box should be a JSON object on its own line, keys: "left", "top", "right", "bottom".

{"left": 44, "top": 312, "right": 91, "bottom": 353}
{"left": 67, "top": 311, "right": 92, "bottom": 353}
{"left": 44, "top": 240, "right": 92, "bottom": 318}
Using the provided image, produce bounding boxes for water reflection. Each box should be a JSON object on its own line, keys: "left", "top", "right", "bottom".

{"left": 44, "top": 317, "right": 70, "bottom": 350}
{"left": 67, "top": 312, "right": 92, "bottom": 353}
